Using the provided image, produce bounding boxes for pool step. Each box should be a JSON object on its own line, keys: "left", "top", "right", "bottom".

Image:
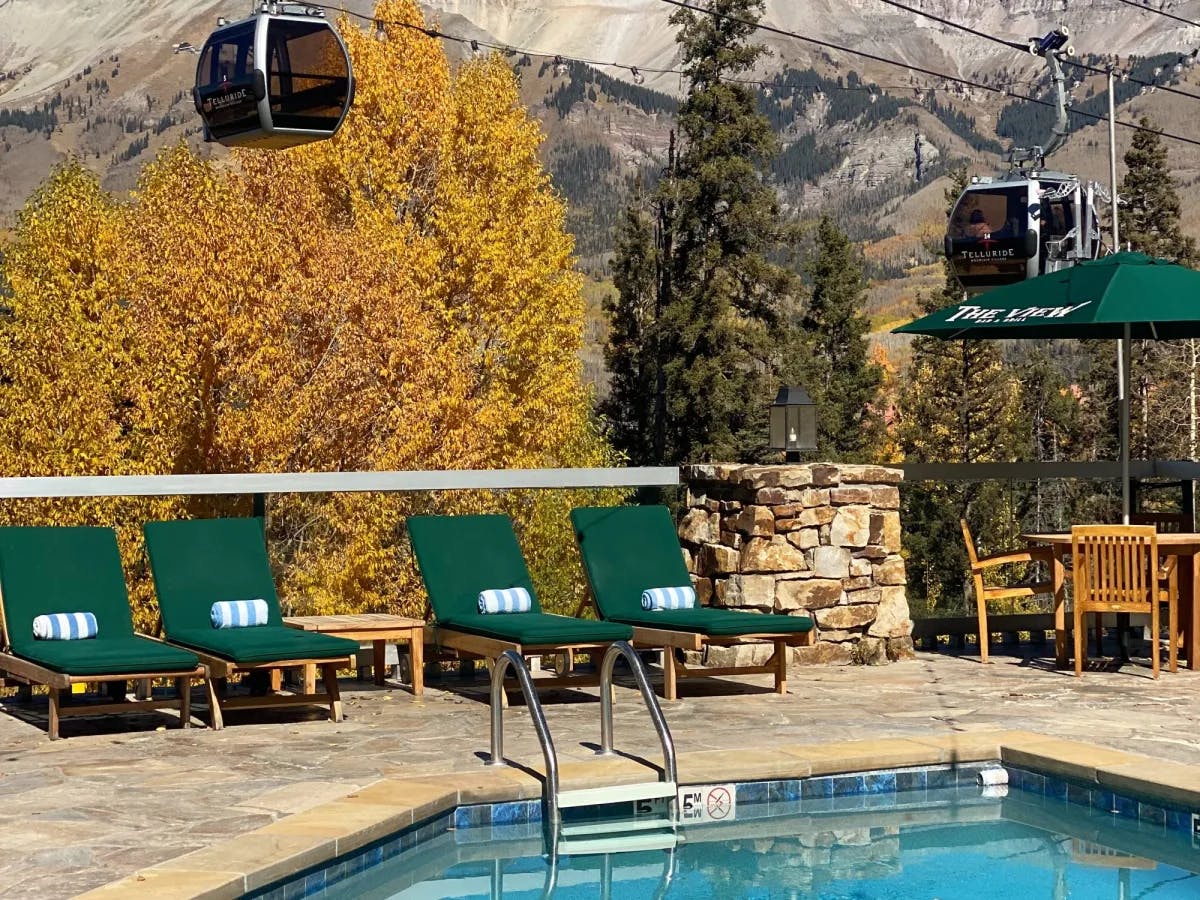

{"left": 557, "top": 829, "right": 678, "bottom": 856}
{"left": 557, "top": 781, "right": 677, "bottom": 810}
{"left": 560, "top": 815, "right": 673, "bottom": 838}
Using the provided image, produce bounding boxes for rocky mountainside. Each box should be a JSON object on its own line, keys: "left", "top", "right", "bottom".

{"left": 3, "top": 0, "right": 1200, "bottom": 363}
{"left": 2, "top": 0, "right": 1196, "bottom": 102}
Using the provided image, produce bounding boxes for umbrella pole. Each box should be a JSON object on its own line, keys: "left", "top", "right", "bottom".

{"left": 1119, "top": 323, "right": 1132, "bottom": 524}
{"left": 1111, "top": 72, "right": 1129, "bottom": 522}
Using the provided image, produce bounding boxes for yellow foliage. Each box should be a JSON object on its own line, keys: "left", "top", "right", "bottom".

{"left": 0, "top": 1, "right": 617, "bottom": 624}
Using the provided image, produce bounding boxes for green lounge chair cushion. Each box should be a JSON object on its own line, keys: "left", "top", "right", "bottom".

{"left": 143, "top": 517, "right": 357, "bottom": 663}
{"left": 436, "top": 613, "right": 632, "bottom": 646}
{"left": 167, "top": 626, "right": 356, "bottom": 664}
{"left": 0, "top": 526, "right": 140, "bottom": 656}
{"left": 408, "top": 514, "right": 632, "bottom": 644}
{"left": 589, "top": 606, "right": 814, "bottom": 636}
{"left": 144, "top": 517, "right": 284, "bottom": 631}
{"left": 17, "top": 635, "right": 199, "bottom": 676}
{"left": 571, "top": 505, "right": 814, "bottom": 635}
{"left": 0, "top": 526, "right": 200, "bottom": 675}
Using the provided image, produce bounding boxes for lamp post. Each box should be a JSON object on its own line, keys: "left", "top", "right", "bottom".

{"left": 769, "top": 386, "right": 817, "bottom": 462}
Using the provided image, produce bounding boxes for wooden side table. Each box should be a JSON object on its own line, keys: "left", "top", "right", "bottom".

{"left": 282, "top": 614, "right": 425, "bottom": 695}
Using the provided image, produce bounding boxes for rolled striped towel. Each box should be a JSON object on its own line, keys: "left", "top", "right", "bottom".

{"left": 210, "top": 598, "right": 270, "bottom": 629}
{"left": 641, "top": 586, "right": 696, "bottom": 611}
{"left": 32, "top": 612, "right": 99, "bottom": 640}
{"left": 478, "top": 587, "right": 532, "bottom": 614}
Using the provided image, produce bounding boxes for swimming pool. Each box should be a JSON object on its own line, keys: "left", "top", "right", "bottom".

{"left": 250, "top": 762, "right": 1200, "bottom": 899}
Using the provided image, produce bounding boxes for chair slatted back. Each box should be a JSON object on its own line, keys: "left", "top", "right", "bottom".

{"left": 1130, "top": 512, "right": 1191, "bottom": 533}
{"left": 959, "top": 519, "right": 981, "bottom": 567}
{"left": 1071, "top": 525, "right": 1157, "bottom": 612}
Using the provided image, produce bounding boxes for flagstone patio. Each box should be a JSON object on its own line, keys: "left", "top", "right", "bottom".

{"left": 2, "top": 649, "right": 1199, "bottom": 898}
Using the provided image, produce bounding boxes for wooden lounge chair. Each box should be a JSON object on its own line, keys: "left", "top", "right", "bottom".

{"left": 570, "top": 505, "right": 815, "bottom": 700}
{"left": 143, "top": 517, "right": 357, "bottom": 728}
{"left": 406, "top": 514, "right": 634, "bottom": 695}
{"left": 0, "top": 526, "right": 205, "bottom": 739}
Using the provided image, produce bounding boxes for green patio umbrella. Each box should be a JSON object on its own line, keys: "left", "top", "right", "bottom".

{"left": 893, "top": 252, "right": 1200, "bottom": 520}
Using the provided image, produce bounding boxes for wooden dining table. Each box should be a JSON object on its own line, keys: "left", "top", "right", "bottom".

{"left": 1022, "top": 532, "right": 1200, "bottom": 670}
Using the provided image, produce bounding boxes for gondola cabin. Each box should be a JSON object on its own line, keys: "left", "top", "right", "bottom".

{"left": 193, "top": 5, "right": 353, "bottom": 149}
{"left": 945, "top": 172, "right": 1103, "bottom": 294}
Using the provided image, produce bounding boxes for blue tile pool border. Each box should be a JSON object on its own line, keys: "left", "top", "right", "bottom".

{"left": 248, "top": 759, "right": 1200, "bottom": 899}
{"left": 246, "top": 760, "right": 995, "bottom": 899}
{"left": 1004, "top": 764, "right": 1200, "bottom": 837}
{"left": 247, "top": 809, "right": 455, "bottom": 900}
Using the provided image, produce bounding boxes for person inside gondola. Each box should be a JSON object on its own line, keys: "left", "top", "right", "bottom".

{"left": 966, "top": 208, "right": 991, "bottom": 238}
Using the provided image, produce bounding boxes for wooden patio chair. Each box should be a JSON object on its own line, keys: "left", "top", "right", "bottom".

{"left": 1125, "top": 513, "right": 1187, "bottom": 653}
{"left": 961, "top": 519, "right": 1054, "bottom": 664}
{"left": 1071, "top": 525, "right": 1177, "bottom": 678}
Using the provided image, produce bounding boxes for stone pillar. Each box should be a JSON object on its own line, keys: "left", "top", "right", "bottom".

{"left": 680, "top": 463, "right": 914, "bottom": 666}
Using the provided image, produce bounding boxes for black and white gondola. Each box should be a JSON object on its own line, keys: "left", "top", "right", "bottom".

{"left": 194, "top": 3, "right": 354, "bottom": 149}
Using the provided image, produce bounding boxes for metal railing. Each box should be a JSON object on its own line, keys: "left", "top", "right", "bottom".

{"left": 900, "top": 459, "right": 1200, "bottom": 483}
{"left": 598, "top": 641, "right": 678, "bottom": 787}
{"left": 0, "top": 466, "right": 680, "bottom": 499}
{"left": 487, "top": 649, "right": 562, "bottom": 829}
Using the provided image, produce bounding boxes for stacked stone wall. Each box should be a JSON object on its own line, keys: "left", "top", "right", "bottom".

{"left": 680, "top": 463, "right": 914, "bottom": 665}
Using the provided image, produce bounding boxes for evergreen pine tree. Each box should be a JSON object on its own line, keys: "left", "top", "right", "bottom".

{"left": 796, "top": 215, "right": 882, "bottom": 460}
{"left": 603, "top": 0, "right": 800, "bottom": 464}
{"left": 1118, "top": 117, "right": 1199, "bottom": 478}
{"left": 602, "top": 202, "right": 658, "bottom": 463}
{"left": 1119, "top": 118, "right": 1197, "bottom": 263}
{"left": 1010, "top": 343, "right": 1091, "bottom": 531}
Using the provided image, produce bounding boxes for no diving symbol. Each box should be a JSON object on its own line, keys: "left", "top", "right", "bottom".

{"left": 706, "top": 786, "right": 732, "bottom": 820}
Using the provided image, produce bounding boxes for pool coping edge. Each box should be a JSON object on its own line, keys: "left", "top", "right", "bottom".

{"left": 73, "top": 729, "right": 1196, "bottom": 898}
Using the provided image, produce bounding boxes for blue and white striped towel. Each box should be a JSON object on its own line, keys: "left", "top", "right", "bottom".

{"left": 641, "top": 586, "right": 696, "bottom": 611}
{"left": 210, "top": 598, "right": 270, "bottom": 629}
{"left": 478, "top": 587, "right": 532, "bottom": 614}
{"left": 32, "top": 612, "right": 99, "bottom": 640}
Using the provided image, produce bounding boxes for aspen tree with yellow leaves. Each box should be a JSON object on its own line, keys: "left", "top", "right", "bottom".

{"left": 0, "top": 0, "right": 615, "bottom": 626}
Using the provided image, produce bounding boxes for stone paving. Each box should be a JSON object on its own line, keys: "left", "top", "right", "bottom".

{"left": 2, "top": 649, "right": 1200, "bottom": 898}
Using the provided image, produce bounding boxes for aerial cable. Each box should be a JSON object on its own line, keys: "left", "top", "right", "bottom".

{"left": 296, "top": 0, "right": 1023, "bottom": 96}
{"left": 872, "top": 0, "right": 1200, "bottom": 104}
{"left": 658, "top": 0, "right": 1200, "bottom": 149}
{"left": 872, "top": 0, "right": 1026, "bottom": 53}
{"left": 1112, "top": 0, "right": 1200, "bottom": 31}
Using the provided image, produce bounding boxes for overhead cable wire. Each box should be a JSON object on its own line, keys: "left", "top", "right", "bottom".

{"left": 658, "top": 0, "right": 1200, "bottom": 148}
{"left": 304, "top": 0, "right": 674, "bottom": 80}
{"left": 1113, "top": 0, "right": 1200, "bottom": 31}
{"left": 297, "top": 0, "right": 1033, "bottom": 96}
{"left": 872, "top": 0, "right": 1200, "bottom": 104}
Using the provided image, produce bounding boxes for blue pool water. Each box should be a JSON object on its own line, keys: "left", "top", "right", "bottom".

{"left": 255, "top": 766, "right": 1200, "bottom": 899}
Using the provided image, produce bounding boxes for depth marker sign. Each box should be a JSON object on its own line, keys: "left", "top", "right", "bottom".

{"left": 678, "top": 783, "right": 737, "bottom": 823}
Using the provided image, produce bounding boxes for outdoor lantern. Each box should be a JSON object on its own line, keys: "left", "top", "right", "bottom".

{"left": 769, "top": 385, "right": 817, "bottom": 461}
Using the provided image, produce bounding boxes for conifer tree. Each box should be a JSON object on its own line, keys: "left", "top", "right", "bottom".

{"left": 1119, "top": 118, "right": 1196, "bottom": 263}
{"left": 605, "top": 0, "right": 800, "bottom": 463}
{"left": 796, "top": 215, "right": 882, "bottom": 460}
{"left": 1118, "top": 118, "right": 1198, "bottom": 474}
{"left": 602, "top": 202, "right": 658, "bottom": 463}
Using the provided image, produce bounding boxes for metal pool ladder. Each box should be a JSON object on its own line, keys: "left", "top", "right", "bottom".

{"left": 488, "top": 641, "right": 679, "bottom": 854}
